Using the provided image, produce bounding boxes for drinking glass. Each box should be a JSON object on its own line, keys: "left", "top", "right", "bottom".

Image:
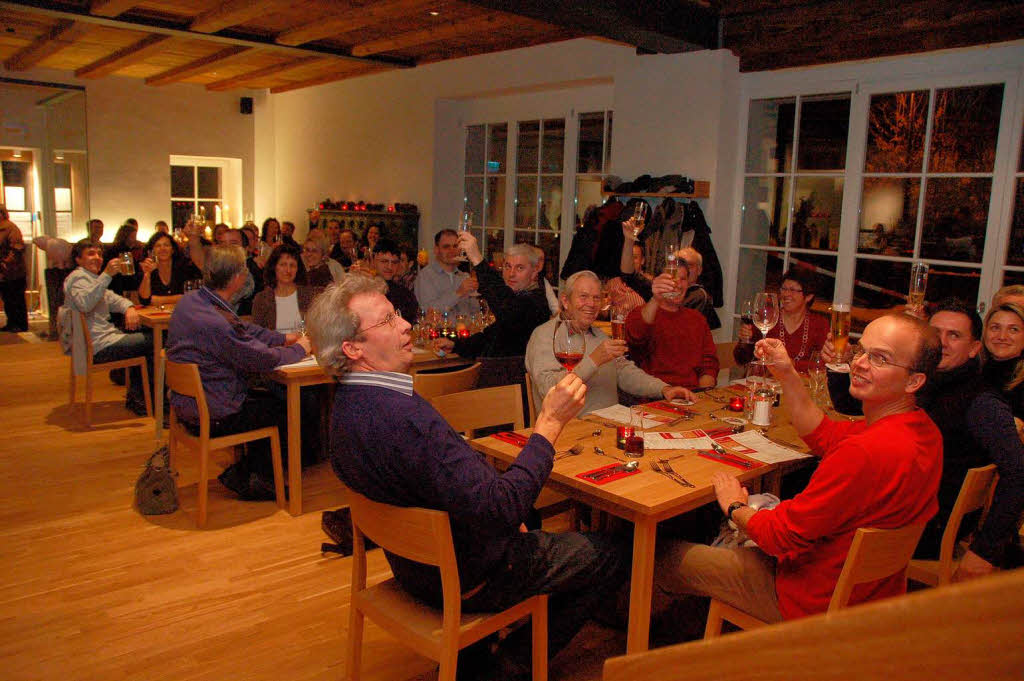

{"left": 808, "top": 350, "right": 826, "bottom": 403}
{"left": 830, "top": 302, "right": 851, "bottom": 360}
{"left": 739, "top": 298, "right": 754, "bottom": 345}
{"left": 625, "top": 405, "right": 646, "bottom": 458}
{"left": 610, "top": 305, "right": 626, "bottom": 341}
{"left": 119, "top": 251, "right": 135, "bottom": 276}
{"left": 631, "top": 202, "right": 646, "bottom": 239}
{"left": 909, "top": 262, "right": 929, "bottom": 309}
{"left": 457, "top": 209, "right": 472, "bottom": 262}
{"left": 553, "top": 318, "right": 584, "bottom": 372}
{"left": 751, "top": 292, "right": 779, "bottom": 366}
{"left": 663, "top": 243, "right": 681, "bottom": 299}
{"left": 296, "top": 317, "right": 306, "bottom": 337}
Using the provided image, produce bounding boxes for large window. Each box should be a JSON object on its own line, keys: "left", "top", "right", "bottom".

{"left": 463, "top": 123, "right": 507, "bottom": 265}
{"left": 171, "top": 163, "right": 222, "bottom": 229}
{"left": 575, "top": 110, "right": 614, "bottom": 229}
{"left": 1002, "top": 115, "right": 1024, "bottom": 290}
{"left": 515, "top": 119, "right": 564, "bottom": 283}
{"left": 737, "top": 94, "right": 850, "bottom": 323}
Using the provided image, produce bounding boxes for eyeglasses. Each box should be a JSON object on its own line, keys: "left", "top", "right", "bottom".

{"left": 851, "top": 342, "right": 916, "bottom": 371}
{"left": 358, "top": 309, "right": 403, "bottom": 334}
{"left": 778, "top": 286, "right": 804, "bottom": 294}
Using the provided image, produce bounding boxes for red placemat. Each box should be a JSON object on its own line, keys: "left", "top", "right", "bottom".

{"left": 576, "top": 462, "right": 641, "bottom": 485}
{"left": 642, "top": 400, "right": 696, "bottom": 417}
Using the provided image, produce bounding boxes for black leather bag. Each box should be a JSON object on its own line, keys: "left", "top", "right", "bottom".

{"left": 135, "top": 446, "right": 178, "bottom": 515}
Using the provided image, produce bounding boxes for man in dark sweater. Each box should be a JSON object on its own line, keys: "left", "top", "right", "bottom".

{"left": 824, "top": 299, "right": 1024, "bottom": 579}
{"left": 306, "top": 276, "right": 628, "bottom": 681}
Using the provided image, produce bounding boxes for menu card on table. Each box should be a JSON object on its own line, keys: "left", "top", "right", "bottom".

{"left": 642, "top": 429, "right": 715, "bottom": 450}
{"left": 275, "top": 355, "right": 319, "bottom": 369}
{"left": 589, "top": 404, "right": 677, "bottom": 429}
{"left": 717, "top": 430, "right": 811, "bottom": 464}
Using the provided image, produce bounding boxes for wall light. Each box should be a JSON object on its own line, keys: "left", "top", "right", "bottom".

{"left": 12, "top": 149, "right": 21, "bottom": 158}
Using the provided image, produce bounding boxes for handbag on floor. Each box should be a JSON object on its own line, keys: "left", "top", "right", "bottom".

{"left": 135, "top": 446, "right": 178, "bottom": 515}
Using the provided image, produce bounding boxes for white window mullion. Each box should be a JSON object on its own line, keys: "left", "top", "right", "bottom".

{"left": 835, "top": 83, "right": 871, "bottom": 306}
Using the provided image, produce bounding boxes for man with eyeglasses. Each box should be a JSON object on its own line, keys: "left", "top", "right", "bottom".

{"left": 307, "top": 276, "right": 629, "bottom": 681}
{"left": 824, "top": 299, "right": 1024, "bottom": 581}
{"left": 655, "top": 313, "right": 942, "bottom": 622}
{"left": 371, "top": 238, "right": 418, "bottom": 321}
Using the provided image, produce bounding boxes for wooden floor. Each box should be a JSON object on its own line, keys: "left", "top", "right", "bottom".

{"left": 0, "top": 341, "right": 625, "bottom": 681}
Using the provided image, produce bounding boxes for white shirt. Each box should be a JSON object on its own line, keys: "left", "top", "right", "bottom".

{"left": 275, "top": 291, "right": 301, "bottom": 332}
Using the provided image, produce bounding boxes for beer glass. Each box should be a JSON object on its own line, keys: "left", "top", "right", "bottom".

{"left": 830, "top": 302, "right": 851, "bottom": 360}
{"left": 663, "top": 243, "right": 681, "bottom": 299}
{"left": 119, "top": 252, "right": 135, "bottom": 276}
{"left": 909, "top": 262, "right": 929, "bottom": 309}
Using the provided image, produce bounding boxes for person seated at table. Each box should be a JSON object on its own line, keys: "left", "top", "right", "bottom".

{"left": 526, "top": 270, "right": 696, "bottom": 414}
{"left": 981, "top": 302, "right": 1024, "bottom": 419}
{"left": 281, "top": 220, "right": 299, "bottom": 247}
{"left": 137, "top": 232, "right": 192, "bottom": 306}
{"left": 252, "top": 243, "right": 316, "bottom": 334}
{"left": 360, "top": 238, "right": 418, "bottom": 322}
{"left": 397, "top": 242, "right": 418, "bottom": 290}
{"left": 330, "top": 226, "right": 358, "bottom": 268}
{"left": 305, "top": 276, "right": 629, "bottom": 681}
{"left": 358, "top": 223, "right": 381, "bottom": 262}
{"left": 301, "top": 232, "right": 342, "bottom": 288}
{"left": 414, "top": 229, "right": 478, "bottom": 316}
{"left": 531, "top": 245, "right": 561, "bottom": 316}
{"left": 734, "top": 267, "right": 828, "bottom": 372}
{"left": 167, "top": 244, "right": 311, "bottom": 500}
{"left": 676, "top": 247, "right": 720, "bottom": 330}
{"left": 104, "top": 221, "right": 144, "bottom": 298}
{"left": 433, "top": 236, "right": 549, "bottom": 365}
{"left": 624, "top": 260, "right": 718, "bottom": 390}
{"left": 654, "top": 313, "right": 942, "bottom": 623}
{"left": 187, "top": 227, "right": 256, "bottom": 314}
{"left": 64, "top": 239, "right": 153, "bottom": 415}
{"left": 992, "top": 284, "right": 1024, "bottom": 310}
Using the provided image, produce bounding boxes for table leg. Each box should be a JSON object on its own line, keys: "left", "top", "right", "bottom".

{"left": 625, "top": 516, "right": 658, "bottom": 653}
{"left": 153, "top": 329, "right": 164, "bottom": 441}
{"left": 287, "top": 381, "right": 302, "bottom": 515}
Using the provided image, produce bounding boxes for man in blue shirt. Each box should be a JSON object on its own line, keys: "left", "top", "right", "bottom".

{"left": 413, "top": 228, "right": 479, "bottom": 315}
{"left": 306, "top": 275, "right": 629, "bottom": 681}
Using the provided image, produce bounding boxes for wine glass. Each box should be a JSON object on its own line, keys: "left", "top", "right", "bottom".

{"left": 751, "top": 292, "right": 779, "bottom": 366}
{"left": 631, "top": 202, "right": 646, "bottom": 239}
{"left": 808, "top": 350, "right": 826, "bottom": 404}
{"left": 739, "top": 298, "right": 754, "bottom": 345}
{"left": 553, "top": 318, "right": 584, "bottom": 373}
{"left": 663, "top": 243, "right": 680, "bottom": 299}
{"left": 456, "top": 209, "right": 472, "bottom": 262}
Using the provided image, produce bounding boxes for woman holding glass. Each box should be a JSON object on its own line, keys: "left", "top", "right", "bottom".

{"left": 734, "top": 268, "right": 828, "bottom": 372}
{"left": 981, "top": 302, "right": 1024, "bottom": 417}
{"left": 137, "top": 232, "right": 194, "bottom": 306}
{"left": 252, "top": 243, "right": 316, "bottom": 333}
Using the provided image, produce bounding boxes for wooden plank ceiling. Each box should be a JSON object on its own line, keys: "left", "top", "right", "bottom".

{"left": 0, "top": 0, "right": 1022, "bottom": 92}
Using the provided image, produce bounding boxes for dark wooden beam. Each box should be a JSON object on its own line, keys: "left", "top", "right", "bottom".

{"left": 3, "top": 19, "right": 90, "bottom": 71}
{"left": 204, "top": 56, "right": 331, "bottom": 91}
{"left": 75, "top": 33, "right": 171, "bottom": 78}
{"left": 275, "top": 0, "right": 436, "bottom": 46}
{"left": 144, "top": 45, "right": 253, "bottom": 85}
{"left": 190, "top": 0, "right": 272, "bottom": 34}
{"left": 269, "top": 66, "right": 387, "bottom": 93}
{"left": 460, "top": 0, "right": 719, "bottom": 52}
{"left": 352, "top": 13, "right": 509, "bottom": 57}
{"left": 89, "top": 0, "right": 137, "bottom": 18}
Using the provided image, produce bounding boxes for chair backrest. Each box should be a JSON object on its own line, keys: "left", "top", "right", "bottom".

{"left": 828, "top": 524, "right": 925, "bottom": 611}
{"left": 715, "top": 340, "right": 738, "bottom": 373}
{"left": 525, "top": 372, "right": 537, "bottom": 426}
{"left": 77, "top": 311, "right": 95, "bottom": 368}
{"left": 430, "top": 384, "right": 525, "bottom": 436}
{"left": 412, "top": 362, "right": 481, "bottom": 402}
{"left": 938, "top": 464, "right": 998, "bottom": 582}
{"left": 164, "top": 360, "right": 211, "bottom": 436}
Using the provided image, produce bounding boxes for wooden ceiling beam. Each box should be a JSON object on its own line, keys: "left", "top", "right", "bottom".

{"left": 204, "top": 56, "right": 329, "bottom": 91}
{"left": 269, "top": 66, "right": 387, "bottom": 93}
{"left": 144, "top": 45, "right": 253, "bottom": 85}
{"left": 460, "top": 0, "right": 719, "bottom": 53}
{"left": 351, "top": 13, "right": 511, "bottom": 57}
{"left": 75, "top": 33, "right": 172, "bottom": 78}
{"left": 2, "top": 19, "right": 90, "bottom": 71}
{"left": 190, "top": 0, "right": 273, "bottom": 34}
{"left": 275, "top": 0, "right": 436, "bottom": 46}
{"left": 89, "top": 0, "right": 137, "bottom": 18}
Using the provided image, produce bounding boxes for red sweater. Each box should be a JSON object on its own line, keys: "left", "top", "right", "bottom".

{"left": 745, "top": 410, "right": 941, "bottom": 619}
{"left": 624, "top": 305, "right": 719, "bottom": 388}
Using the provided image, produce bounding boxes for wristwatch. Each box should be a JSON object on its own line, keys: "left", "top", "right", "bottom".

{"left": 727, "top": 501, "right": 747, "bottom": 521}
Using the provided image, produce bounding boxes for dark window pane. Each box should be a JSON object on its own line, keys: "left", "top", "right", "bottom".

{"left": 485, "top": 176, "right": 505, "bottom": 228}
{"left": 1, "top": 160, "right": 27, "bottom": 186}
{"left": 465, "top": 124, "right": 485, "bottom": 175}
{"left": 740, "top": 176, "right": 790, "bottom": 247}
{"left": 1003, "top": 269, "right": 1024, "bottom": 288}
{"left": 171, "top": 200, "right": 194, "bottom": 230}
{"left": 788, "top": 251, "right": 838, "bottom": 308}
{"left": 170, "top": 166, "right": 194, "bottom": 198}
{"left": 463, "top": 177, "right": 484, "bottom": 229}
{"left": 516, "top": 176, "right": 537, "bottom": 228}
{"left": 604, "top": 112, "right": 613, "bottom": 172}
{"left": 539, "top": 176, "right": 561, "bottom": 230}
{"left": 920, "top": 177, "right": 991, "bottom": 263}
{"left": 53, "top": 163, "right": 71, "bottom": 188}
{"left": 928, "top": 84, "right": 1004, "bottom": 173}
{"left": 537, "top": 230, "right": 560, "bottom": 283}
{"left": 791, "top": 177, "right": 843, "bottom": 251}
{"left": 487, "top": 123, "right": 507, "bottom": 173}
{"left": 197, "top": 167, "right": 221, "bottom": 199}
{"left": 513, "top": 229, "right": 535, "bottom": 245}
{"left": 745, "top": 98, "right": 795, "bottom": 174}
{"left": 578, "top": 112, "right": 605, "bottom": 173}
{"left": 541, "top": 118, "right": 565, "bottom": 173}
{"left": 483, "top": 228, "right": 504, "bottom": 265}
{"left": 517, "top": 121, "right": 539, "bottom": 173}
{"left": 865, "top": 91, "right": 928, "bottom": 173}
{"left": 198, "top": 201, "right": 219, "bottom": 223}
{"left": 1005, "top": 178, "right": 1024, "bottom": 266}
{"left": 853, "top": 258, "right": 979, "bottom": 333}
{"left": 735, "top": 248, "right": 785, "bottom": 315}
{"left": 797, "top": 94, "right": 850, "bottom": 171}
{"left": 859, "top": 177, "right": 919, "bottom": 257}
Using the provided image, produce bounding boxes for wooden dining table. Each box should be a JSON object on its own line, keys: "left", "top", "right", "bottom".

{"left": 470, "top": 388, "right": 813, "bottom": 654}
{"left": 270, "top": 347, "right": 470, "bottom": 515}
{"left": 136, "top": 306, "right": 174, "bottom": 441}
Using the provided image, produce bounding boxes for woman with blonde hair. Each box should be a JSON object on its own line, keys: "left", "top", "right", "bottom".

{"left": 982, "top": 301, "right": 1024, "bottom": 417}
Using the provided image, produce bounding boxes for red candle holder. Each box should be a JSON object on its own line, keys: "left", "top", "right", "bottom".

{"left": 728, "top": 396, "right": 746, "bottom": 412}
{"left": 457, "top": 328, "right": 470, "bottom": 339}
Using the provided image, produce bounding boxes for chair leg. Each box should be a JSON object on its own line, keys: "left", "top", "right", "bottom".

{"left": 138, "top": 361, "right": 153, "bottom": 417}
{"left": 532, "top": 595, "right": 549, "bottom": 681}
{"left": 345, "top": 605, "right": 365, "bottom": 681}
{"left": 197, "top": 442, "right": 209, "bottom": 528}
{"left": 268, "top": 431, "right": 285, "bottom": 510}
{"left": 437, "top": 642, "right": 459, "bottom": 681}
{"left": 68, "top": 368, "right": 76, "bottom": 406}
{"left": 704, "top": 598, "right": 724, "bottom": 639}
{"left": 84, "top": 372, "right": 93, "bottom": 427}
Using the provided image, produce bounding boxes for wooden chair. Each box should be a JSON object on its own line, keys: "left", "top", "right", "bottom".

{"left": 430, "top": 384, "right": 524, "bottom": 439}
{"left": 165, "top": 360, "right": 284, "bottom": 527}
{"left": 704, "top": 524, "right": 925, "bottom": 638}
{"left": 603, "top": 568, "right": 1024, "bottom": 681}
{"left": 345, "top": 490, "right": 548, "bottom": 681}
{"left": 525, "top": 372, "right": 537, "bottom": 426}
{"left": 69, "top": 311, "right": 152, "bottom": 426}
{"left": 907, "top": 464, "right": 998, "bottom": 587}
{"left": 412, "top": 362, "right": 481, "bottom": 402}
{"left": 715, "top": 340, "right": 738, "bottom": 384}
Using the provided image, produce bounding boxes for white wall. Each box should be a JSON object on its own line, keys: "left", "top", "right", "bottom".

{"left": 0, "top": 67, "right": 257, "bottom": 241}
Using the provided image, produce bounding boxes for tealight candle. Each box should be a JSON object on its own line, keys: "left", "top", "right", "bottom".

{"left": 728, "top": 396, "right": 745, "bottom": 412}
{"left": 616, "top": 425, "right": 634, "bottom": 449}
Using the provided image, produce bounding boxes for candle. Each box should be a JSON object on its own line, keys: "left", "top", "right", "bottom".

{"left": 728, "top": 396, "right": 745, "bottom": 412}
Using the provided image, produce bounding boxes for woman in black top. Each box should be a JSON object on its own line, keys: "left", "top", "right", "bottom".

{"left": 138, "top": 232, "right": 193, "bottom": 305}
{"left": 981, "top": 302, "right": 1024, "bottom": 417}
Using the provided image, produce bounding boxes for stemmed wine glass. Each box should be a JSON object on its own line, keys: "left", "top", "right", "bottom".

{"left": 739, "top": 298, "right": 754, "bottom": 345}
{"left": 456, "top": 209, "right": 472, "bottom": 262}
{"left": 631, "top": 202, "right": 646, "bottom": 238}
{"left": 751, "top": 291, "right": 779, "bottom": 366}
{"left": 663, "top": 243, "right": 680, "bottom": 299}
{"left": 553, "top": 318, "right": 584, "bottom": 373}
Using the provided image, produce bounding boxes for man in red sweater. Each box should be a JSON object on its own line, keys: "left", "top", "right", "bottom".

{"left": 624, "top": 262, "right": 719, "bottom": 389}
{"left": 655, "top": 312, "right": 942, "bottom": 621}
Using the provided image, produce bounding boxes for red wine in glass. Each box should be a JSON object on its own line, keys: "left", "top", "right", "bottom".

{"left": 555, "top": 352, "right": 583, "bottom": 371}
{"left": 624, "top": 435, "right": 645, "bottom": 456}
{"left": 553, "top": 318, "right": 584, "bottom": 372}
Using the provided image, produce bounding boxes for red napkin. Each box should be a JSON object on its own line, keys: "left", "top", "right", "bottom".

{"left": 576, "top": 462, "right": 641, "bottom": 485}
{"left": 697, "top": 451, "right": 763, "bottom": 469}
{"left": 491, "top": 432, "right": 529, "bottom": 447}
{"left": 642, "top": 400, "right": 695, "bottom": 416}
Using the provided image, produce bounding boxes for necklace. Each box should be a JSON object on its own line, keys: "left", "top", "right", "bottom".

{"left": 777, "top": 314, "right": 810, "bottom": 361}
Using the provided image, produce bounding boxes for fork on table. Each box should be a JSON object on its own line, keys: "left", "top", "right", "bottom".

{"left": 650, "top": 459, "right": 695, "bottom": 487}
